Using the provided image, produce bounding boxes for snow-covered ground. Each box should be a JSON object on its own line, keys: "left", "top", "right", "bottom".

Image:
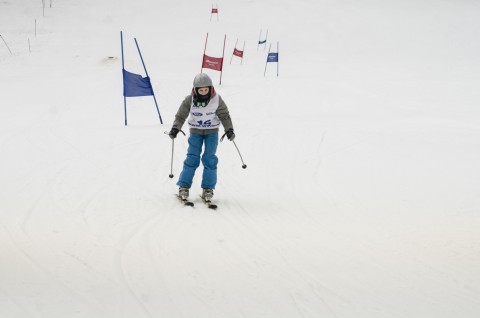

{"left": 1, "top": 0, "right": 480, "bottom": 317}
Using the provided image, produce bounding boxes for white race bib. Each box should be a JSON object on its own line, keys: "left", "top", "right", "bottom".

{"left": 188, "top": 94, "right": 221, "bottom": 129}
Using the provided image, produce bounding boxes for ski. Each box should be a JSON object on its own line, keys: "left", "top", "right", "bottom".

{"left": 176, "top": 194, "right": 194, "bottom": 207}
{"left": 200, "top": 195, "right": 217, "bottom": 210}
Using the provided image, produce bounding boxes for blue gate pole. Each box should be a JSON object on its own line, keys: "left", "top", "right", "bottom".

{"left": 264, "top": 43, "right": 271, "bottom": 77}
{"left": 134, "top": 38, "right": 163, "bottom": 124}
{"left": 277, "top": 41, "right": 279, "bottom": 77}
{"left": 120, "top": 31, "right": 127, "bottom": 126}
{"left": 257, "top": 30, "right": 261, "bottom": 50}
{"left": 264, "top": 29, "right": 268, "bottom": 50}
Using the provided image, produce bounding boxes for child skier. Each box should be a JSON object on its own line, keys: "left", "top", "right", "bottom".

{"left": 169, "top": 73, "right": 235, "bottom": 202}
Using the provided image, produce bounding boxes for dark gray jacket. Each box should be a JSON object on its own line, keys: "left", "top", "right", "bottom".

{"left": 172, "top": 93, "right": 234, "bottom": 135}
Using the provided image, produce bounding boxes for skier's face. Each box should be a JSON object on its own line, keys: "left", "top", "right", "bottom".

{"left": 197, "top": 87, "right": 209, "bottom": 95}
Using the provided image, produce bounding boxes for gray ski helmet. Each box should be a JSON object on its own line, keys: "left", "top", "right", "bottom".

{"left": 193, "top": 73, "right": 213, "bottom": 88}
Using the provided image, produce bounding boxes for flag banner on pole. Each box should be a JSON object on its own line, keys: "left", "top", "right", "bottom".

{"left": 267, "top": 52, "right": 278, "bottom": 62}
{"left": 233, "top": 48, "right": 244, "bottom": 58}
{"left": 202, "top": 54, "right": 224, "bottom": 71}
{"left": 120, "top": 31, "right": 163, "bottom": 125}
{"left": 210, "top": 5, "right": 219, "bottom": 21}
{"left": 264, "top": 42, "right": 279, "bottom": 77}
{"left": 200, "top": 33, "right": 226, "bottom": 84}
{"left": 258, "top": 29, "right": 268, "bottom": 48}
{"left": 122, "top": 69, "right": 154, "bottom": 97}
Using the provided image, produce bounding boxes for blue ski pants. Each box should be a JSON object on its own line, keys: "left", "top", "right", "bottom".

{"left": 177, "top": 132, "right": 219, "bottom": 189}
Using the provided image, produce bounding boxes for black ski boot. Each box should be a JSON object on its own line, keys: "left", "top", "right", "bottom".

{"left": 201, "top": 188, "right": 214, "bottom": 201}
{"left": 179, "top": 186, "right": 190, "bottom": 200}
{"left": 201, "top": 188, "right": 217, "bottom": 209}
{"left": 177, "top": 186, "right": 193, "bottom": 206}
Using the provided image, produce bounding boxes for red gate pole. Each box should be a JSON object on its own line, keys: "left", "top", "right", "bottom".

{"left": 241, "top": 41, "right": 245, "bottom": 65}
{"left": 219, "top": 34, "right": 226, "bottom": 85}
{"left": 201, "top": 33, "right": 209, "bottom": 74}
{"left": 230, "top": 38, "right": 238, "bottom": 64}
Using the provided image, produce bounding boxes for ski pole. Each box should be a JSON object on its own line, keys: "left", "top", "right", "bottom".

{"left": 164, "top": 130, "right": 186, "bottom": 178}
{"left": 232, "top": 140, "right": 247, "bottom": 169}
{"left": 220, "top": 132, "right": 247, "bottom": 169}
{"left": 169, "top": 138, "right": 175, "bottom": 178}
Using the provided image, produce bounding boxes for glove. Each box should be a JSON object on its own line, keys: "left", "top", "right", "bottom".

{"left": 169, "top": 128, "right": 179, "bottom": 139}
{"left": 226, "top": 129, "right": 235, "bottom": 141}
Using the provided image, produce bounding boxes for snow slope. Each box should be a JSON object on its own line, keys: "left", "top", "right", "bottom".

{"left": 1, "top": 0, "right": 480, "bottom": 317}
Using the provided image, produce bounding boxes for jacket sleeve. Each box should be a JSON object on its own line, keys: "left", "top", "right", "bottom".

{"left": 216, "top": 96, "right": 234, "bottom": 131}
{"left": 172, "top": 95, "right": 192, "bottom": 130}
